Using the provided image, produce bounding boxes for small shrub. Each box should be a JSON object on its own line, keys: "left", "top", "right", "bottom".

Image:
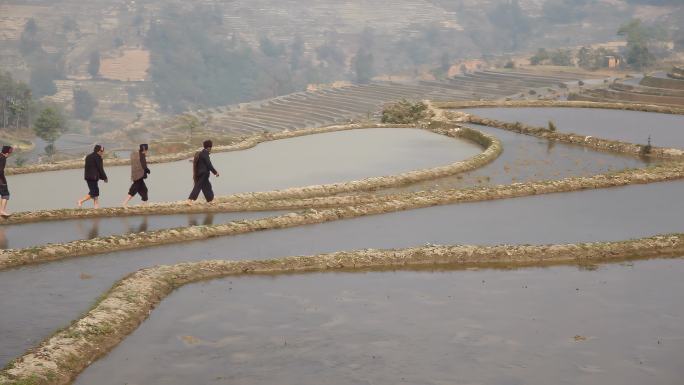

{"left": 381, "top": 100, "right": 434, "bottom": 124}
{"left": 528, "top": 89, "right": 537, "bottom": 95}
{"left": 640, "top": 135, "right": 652, "bottom": 155}
{"left": 547, "top": 120, "right": 557, "bottom": 132}
{"left": 640, "top": 144, "right": 652, "bottom": 155}
{"left": 558, "top": 83, "right": 568, "bottom": 89}
{"left": 14, "top": 154, "right": 27, "bottom": 167}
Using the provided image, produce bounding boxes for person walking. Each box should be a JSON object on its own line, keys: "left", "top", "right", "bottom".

{"left": 188, "top": 140, "right": 219, "bottom": 203}
{"left": 122, "top": 144, "right": 151, "bottom": 207}
{"left": 0, "top": 146, "right": 13, "bottom": 217}
{"left": 77, "top": 144, "right": 108, "bottom": 208}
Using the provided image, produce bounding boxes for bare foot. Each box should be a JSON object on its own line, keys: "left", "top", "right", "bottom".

{"left": 77, "top": 200, "right": 83, "bottom": 208}
{"left": 122, "top": 201, "right": 129, "bottom": 207}
{"left": 0, "top": 211, "right": 10, "bottom": 217}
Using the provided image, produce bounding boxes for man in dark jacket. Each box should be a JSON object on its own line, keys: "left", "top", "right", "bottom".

{"left": 0, "top": 146, "right": 13, "bottom": 217}
{"left": 188, "top": 139, "right": 219, "bottom": 203}
{"left": 78, "top": 144, "right": 108, "bottom": 208}
{"left": 122, "top": 144, "right": 151, "bottom": 207}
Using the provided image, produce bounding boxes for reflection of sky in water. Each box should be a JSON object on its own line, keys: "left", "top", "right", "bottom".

{"left": 5, "top": 128, "right": 481, "bottom": 212}
{"left": 2, "top": 179, "right": 684, "bottom": 368}
{"left": 389, "top": 123, "right": 646, "bottom": 193}
{"left": 462, "top": 107, "right": 684, "bottom": 149}
{"left": 77, "top": 259, "right": 684, "bottom": 385}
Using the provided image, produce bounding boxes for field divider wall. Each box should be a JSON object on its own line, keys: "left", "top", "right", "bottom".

{"left": 3, "top": 233, "right": 684, "bottom": 385}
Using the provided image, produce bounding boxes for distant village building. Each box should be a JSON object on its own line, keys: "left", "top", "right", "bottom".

{"left": 669, "top": 65, "right": 684, "bottom": 80}
{"left": 605, "top": 56, "right": 620, "bottom": 69}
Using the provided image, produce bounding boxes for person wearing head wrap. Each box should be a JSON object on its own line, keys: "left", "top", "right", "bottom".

{"left": 188, "top": 139, "right": 219, "bottom": 203}
{"left": 77, "top": 144, "right": 108, "bottom": 208}
{"left": 0, "top": 146, "right": 13, "bottom": 216}
{"left": 122, "top": 144, "right": 151, "bottom": 207}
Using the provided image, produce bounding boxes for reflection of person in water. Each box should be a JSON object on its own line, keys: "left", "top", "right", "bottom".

{"left": 188, "top": 215, "right": 198, "bottom": 227}
{"left": 203, "top": 213, "right": 214, "bottom": 226}
{"left": 0, "top": 227, "right": 8, "bottom": 249}
{"left": 123, "top": 144, "right": 151, "bottom": 207}
{"left": 0, "top": 145, "right": 14, "bottom": 217}
{"left": 188, "top": 214, "right": 214, "bottom": 227}
{"left": 137, "top": 216, "right": 148, "bottom": 233}
{"left": 75, "top": 218, "right": 100, "bottom": 239}
{"left": 87, "top": 218, "right": 100, "bottom": 239}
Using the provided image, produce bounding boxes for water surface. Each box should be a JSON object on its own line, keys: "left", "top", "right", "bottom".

{"left": 5, "top": 128, "right": 481, "bottom": 212}
{"left": 462, "top": 107, "right": 684, "bottom": 149}
{"left": 388, "top": 123, "right": 646, "bottom": 193}
{"left": 1, "top": 180, "right": 683, "bottom": 366}
{"left": 0, "top": 211, "right": 280, "bottom": 249}
{"left": 77, "top": 259, "right": 684, "bottom": 385}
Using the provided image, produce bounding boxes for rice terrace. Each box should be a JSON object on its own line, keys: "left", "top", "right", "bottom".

{"left": 1, "top": 0, "right": 684, "bottom": 384}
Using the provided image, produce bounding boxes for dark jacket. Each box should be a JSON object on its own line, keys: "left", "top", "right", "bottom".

{"left": 0, "top": 156, "right": 6, "bottom": 185}
{"left": 84, "top": 152, "right": 107, "bottom": 181}
{"left": 193, "top": 149, "right": 217, "bottom": 179}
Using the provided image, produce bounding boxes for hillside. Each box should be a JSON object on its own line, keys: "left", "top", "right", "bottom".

{"left": 0, "top": 0, "right": 682, "bottom": 162}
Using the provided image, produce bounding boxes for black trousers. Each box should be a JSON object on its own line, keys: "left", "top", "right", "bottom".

{"left": 128, "top": 178, "right": 149, "bottom": 201}
{"left": 86, "top": 180, "right": 100, "bottom": 198}
{"left": 0, "top": 183, "right": 9, "bottom": 200}
{"left": 188, "top": 173, "right": 214, "bottom": 202}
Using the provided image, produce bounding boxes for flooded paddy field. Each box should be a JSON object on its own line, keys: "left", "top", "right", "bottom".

{"left": 461, "top": 107, "right": 684, "bottom": 148}
{"left": 6, "top": 128, "right": 481, "bottom": 212}
{"left": 388, "top": 124, "right": 645, "bottom": 192}
{"left": 76, "top": 259, "right": 684, "bottom": 385}
{"left": 0, "top": 211, "right": 280, "bottom": 250}
{"left": 2, "top": 179, "right": 684, "bottom": 366}
{"left": 2, "top": 104, "right": 684, "bottom": 384}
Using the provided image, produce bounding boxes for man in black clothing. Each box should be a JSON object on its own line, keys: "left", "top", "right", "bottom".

{"left": 0, "top": 146, "right": 13, "bottom": 217}
{"left": 188, "top": 140, "right": 220, "bottom": 203}
{"left": 78, "top": 144, "right": 108, "bottom": 208}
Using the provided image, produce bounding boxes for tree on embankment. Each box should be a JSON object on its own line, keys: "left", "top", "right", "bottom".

{"left": 33, "top": 107, "right": 67, "bottom": 157}
{"left": 0, "top": 71, "right": 32, "bottom": 130}
{"left": 618, "top": 19, "right": 659, "bottom": 70}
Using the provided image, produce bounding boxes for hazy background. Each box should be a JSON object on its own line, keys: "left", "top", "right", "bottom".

{"left": 0, "top": 0, "right": 682, "bottom": 162}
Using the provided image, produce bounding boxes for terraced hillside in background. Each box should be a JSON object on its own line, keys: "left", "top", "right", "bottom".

{"left": 571, "top": 65, "right": 684, "bottom": 107}
{"left": 176, "top": 70, "right": 589, "bottom": 139}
